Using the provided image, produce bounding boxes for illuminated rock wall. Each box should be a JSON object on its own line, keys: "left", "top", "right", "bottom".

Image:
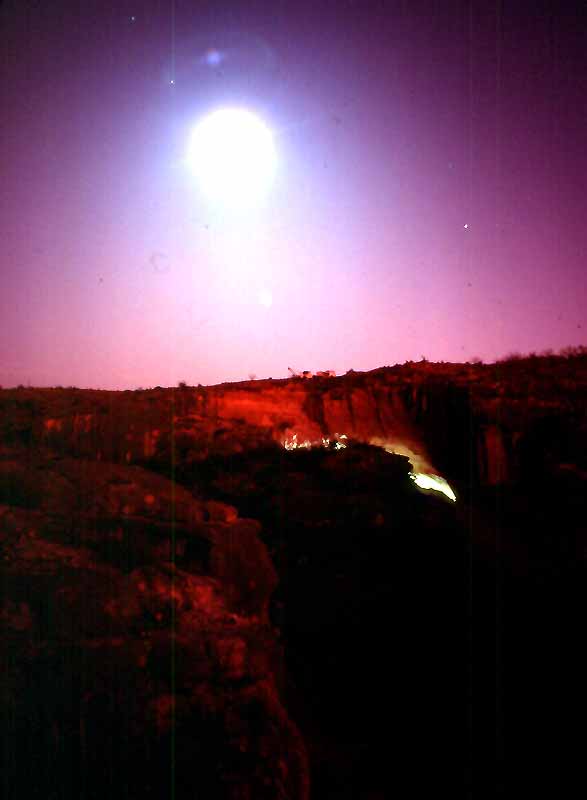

{"left": 2, "top": 365, "right": 579, "bottom": 487}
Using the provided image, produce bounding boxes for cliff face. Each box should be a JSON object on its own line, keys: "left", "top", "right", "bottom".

{"left": 0, "top": 455, "right": 309, "bottom": 800}
{"left": 30, "top": 380, "right": 435, "bottom": 472}
{"left": 3, "top": 360, "right": 585, "bottom": 490}
{"left": 2, "top": 357, "right": 587, "bottom": 798}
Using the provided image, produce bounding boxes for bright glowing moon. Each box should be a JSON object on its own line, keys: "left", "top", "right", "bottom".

{"left": 258, "top": 288, "right": 273, "bottom": 307}
{"left": 186, "top": 109, "right": 277, "bottom": 208}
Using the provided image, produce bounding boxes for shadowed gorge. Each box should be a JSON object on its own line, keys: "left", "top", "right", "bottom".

{"left": 2, "top": 357, "right": 587, "bottom": 797}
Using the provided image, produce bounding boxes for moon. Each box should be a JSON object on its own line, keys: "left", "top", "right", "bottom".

{"left": 186, "top": 109, "right": 277, "bottom": 209}
{"left": 258, "top": 288, "right": 273, "bottom": 307}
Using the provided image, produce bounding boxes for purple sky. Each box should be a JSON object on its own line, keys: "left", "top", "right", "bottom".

{"left": 1, "top": 0, "right": 586, "bottom": 389}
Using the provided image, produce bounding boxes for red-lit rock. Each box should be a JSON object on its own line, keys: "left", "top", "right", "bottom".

{"left": 3, "top": 361, "right": 584, "bottom": 487}
{"left": 0, "top": 456, "right": 307, "bottom": 800}
{"left": 2, "top": 357, "right": 587, "bottom": 798}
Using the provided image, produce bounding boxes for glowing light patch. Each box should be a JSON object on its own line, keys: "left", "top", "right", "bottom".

{"left": 204, "top": 49, "right": 223, "bottom": 66}
{"left": 284, "top": 434, "right": 312, "bottom": 450}
{"left": 282, "top": 434, "right": 455, "bottom": 502}
{"left": 186, "top": 109, "right": 277, "bottom": 209}
{"left": 259, "top": 289, "right": 273, "bottom": 308}
{"left": 369, "top": 438, "right": 457, "bottom": 502}
{"left": 409, "top": 473, "right": 457, "bottom": 502}
{"left": 284, "top": 433, "right": 348, "bottom": 451}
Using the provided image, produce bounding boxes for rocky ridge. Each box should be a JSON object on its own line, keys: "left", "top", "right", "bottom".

{"left": 4, "top": 358, "right": 587, "bottom": 491}
{"left": 2, "top": 356, "right": 587, "bottom": 798}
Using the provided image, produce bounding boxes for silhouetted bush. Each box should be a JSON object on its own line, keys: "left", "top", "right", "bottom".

{"left": 498, "top": 352, "right": 523, "bottom": 363}
{"left": 560, "top": 344, "right": 587, "bottom": 359}
{"left": 497, "top": 345, "right": 587, "bottom": 364}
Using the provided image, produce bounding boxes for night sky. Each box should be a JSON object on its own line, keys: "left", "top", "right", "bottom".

{"left": 2, "top": 0, "right": 586, "bottom": 389}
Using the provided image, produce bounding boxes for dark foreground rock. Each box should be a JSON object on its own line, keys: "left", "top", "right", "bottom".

{"left": 0, "top": 457, "right": 309, "bottom": 800}
{"left": 192, "top": 443, "right": 472, "bottom": 798}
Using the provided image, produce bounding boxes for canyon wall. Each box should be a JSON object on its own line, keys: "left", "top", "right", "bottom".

{"left": 4, "top": 364, "right": 574, "bottom": 488}
{"left": 1, "top": 366, "right": 575, "bottom": 489}
{"left": 2, "top": 359, "right": 586, "bottom": 798}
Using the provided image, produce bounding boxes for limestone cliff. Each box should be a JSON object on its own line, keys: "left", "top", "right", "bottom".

{"left": 2, "top": 358, "right": 585, "bottom": 488}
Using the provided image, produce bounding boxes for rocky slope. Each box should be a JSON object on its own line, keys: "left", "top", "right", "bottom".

{"left": 3, "top": 357, "right": 587, "bottom": 492}
{"left": 1, "top": 355, "right": 587, "bottom": 798}
{"left": 1, "top": 455, "right": 309, "bottom": 799}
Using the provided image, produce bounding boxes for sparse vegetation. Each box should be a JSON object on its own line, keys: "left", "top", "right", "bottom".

{"left": 496, "top": 344, "right": 587, "bottom": 364}
{"left": 560, "top": 344, "right": 587, "bottom": 358}
{"left": 498, "top": 351, "right": 523, "bottom": 362}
